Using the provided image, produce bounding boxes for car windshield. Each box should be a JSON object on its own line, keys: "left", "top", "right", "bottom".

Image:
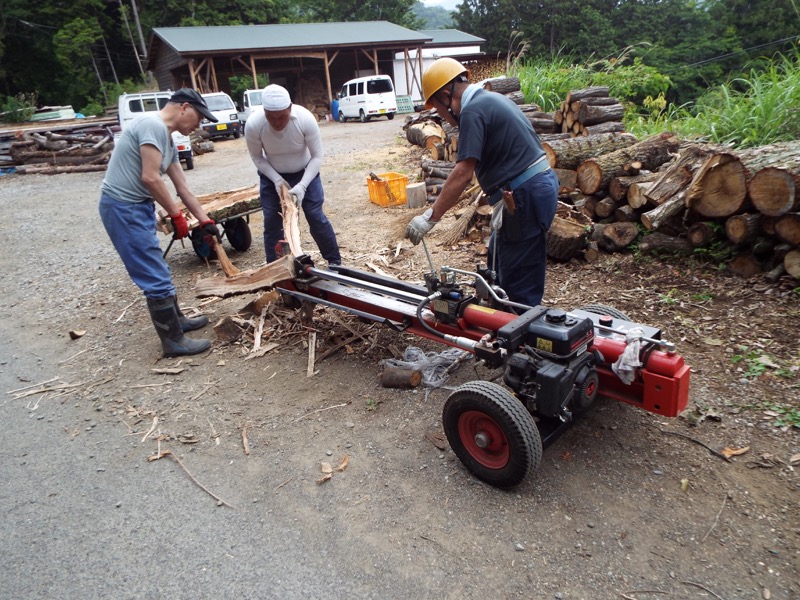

{"left": 367, "top": 79, "right": 393, "bottom": 94}
{"left": 249, "top": 91, "right": 262, "bottom": 105}
{"left": 205, "top": 95, "right": 235, "bottom": 111}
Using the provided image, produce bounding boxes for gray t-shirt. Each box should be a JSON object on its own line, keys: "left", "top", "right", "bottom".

{"left": 101, "top": 114, "right": 178, "bottom": 203}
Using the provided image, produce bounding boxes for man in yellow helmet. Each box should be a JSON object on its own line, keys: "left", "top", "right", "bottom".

{"left": 405, "top": 58, "right": 558, "bottom": 308}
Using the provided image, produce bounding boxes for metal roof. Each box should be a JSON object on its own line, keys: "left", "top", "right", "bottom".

{"left": 153, "top": 21, "right": 433, "bottom": 55}
{"left": 419, "top": 30, "right": 485, "bottom": 46}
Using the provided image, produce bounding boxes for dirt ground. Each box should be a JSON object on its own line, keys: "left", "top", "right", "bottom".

{"left": 1, "top": 116, "right": 798, "bottom": 599}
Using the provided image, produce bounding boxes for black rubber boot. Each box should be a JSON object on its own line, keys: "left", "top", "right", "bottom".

{"left": 174, "top": 296, "right": 209, "bottom": 332}
{"left": 147, "top": 296, "right": 211, "bottom": 357}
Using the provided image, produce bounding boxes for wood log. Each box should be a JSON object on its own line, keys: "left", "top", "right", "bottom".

{"left": 482, "top": 76, "right": 521, "bottom": 95}
{"left": 765, "top": 264, "right": 786, "bottom": 283}
{"left": 14, "top": 163, "right": 109, "bottom": 174}
{"left": 640, "top": 190, "right": 686, "bottom": 231}
{"left": 614, "top": 204, "right": 639, "bottom": 222}
{"left": 379, "top": 367, "right": 422, "bottom": 389}
{"left": 406, "top": 121, "right": 445, "bottom": 149}
{"left": 744, "top": 140, "right": 800, "bottom": 216}
{"left": 751, "top": 237, "right": 776, "bottom": 261}
{"left": 687, "top": 222, "right": 718, "bottom": 247}
{"left": 565, "top": 86, "right": 610, "bottom": 103}
{"left": 576, "top": 132, "right": 679, "bottom": 194}
{"left": 594, "top": 197, "right": 619, "bottom": 219}
{"left": 627, "top": 181, "right": 656, "bottom": 209}
{"left": 539, "top": 133, "right": 573, "bottom": 142}
{"left": 590, "top": 222, "right": 639, "bottom": 252}
{"left": 210, "top": 238, "right": 240, "bottom": 277}
{"left": 554, "top": 168, "right": 578, "bottom": 193}
{"left": 528, "top": 118, "right": 557, "bottom": 134}
{"left": 423, "top": 167, "right": 453, "bottom": 180}
{"left": 279, "top": 185, "right": 304, "bottom": 256}
{"left": 543, "top": 132, "right": 638, "bottom": 170}
{"left": 505, "top": 91, "right": 525, "bottom": 105}
{"left": 728, "top": 253, "right": 763, "bottom": 278}
{"left": 638, "top": 232, "right": 693, "bottom": 255}
{"left": 724, "top": 213, "right": 761, "bottom": 245}
{"left": 784, "top": 249, "right": 800, "bottom": 279}
{"left": 546, "top": 216, "right": 589, "bottom": 261}
{"left": 581, "top": 122, "right": 625, "bottom": 136}
{"left": 645, "top": 143, "right": 725, "bottom": 207}
{"left": 583, "top": 240, "right": 600, "bottom": 262}
{"left": 572, "top": 195, "right": 598, "bottom": 221}
{"left": 687, "top": 142, "right": 800, "bottom": 218}
{"left": 420, "top": 158, "right": 456, "bottom": 170}
{"left": 195, "top": 254, "right": 297, "bottom": 298}
{"left": 213, "top": 316, "right": 244, "bottom": 344}
{"left": 609, "top": 173, "right": 657, "bottom": 202}
{"left": 773, "top": 212, "right": 800, "bottom": 245}
{"left": 576, "top": 103, "right": 625, "bottom": 126}
{"left": 570, "top": 97, "right": 619, "bottom": 110}
{"left": 760, "top": 215, "right": 777, "bottom": 236}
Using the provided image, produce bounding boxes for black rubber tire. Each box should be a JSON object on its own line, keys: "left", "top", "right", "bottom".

{"left": 387, "top": 112, "right": 395, "bottom": 120}
{"left": 233, "top": 131, "right": 241, "bottom": 139}
{"left": 190, "top": 228, "right": 216, "bottom": 260}
{"left": 184, "top": 155, "right": 194, "bottom": 171}
{"left": 359, "top": 110, "right": 369, "bottom": 123}
{"left": 579, "top": 303, "right": 631, "bottom": 321}
{"left": 223, "top": 217, "right": 252, "bottom": 252}
{"left": 338, "top": 111, "right": 346, "bottom": 123}
{"left": 443, "top": 381, "right": 542, "bottom": 488}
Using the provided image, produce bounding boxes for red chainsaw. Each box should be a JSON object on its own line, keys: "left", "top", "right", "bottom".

{"left": 274, "top": 250, "right": 690, "bottom": 488}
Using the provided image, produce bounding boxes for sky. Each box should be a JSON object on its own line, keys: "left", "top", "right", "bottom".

{"left": 421, "top": 0, "right": 460, "bottom": 10}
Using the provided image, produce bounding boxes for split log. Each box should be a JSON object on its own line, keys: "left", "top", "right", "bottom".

{"left": 590, "top": 222, "right": 639, "bottom": 253}
{"left": 745, "top": 140, "right": 800, "bottom": 216}
{"left": 195, "top": 254, "right": 297, "bottom": 298}
{"left": 627, "top": 181, "right": 656, "bottom": 209}
{"left": 784, "top": 249, "right": 800, "bottom": 279}
{"left": 157, "top": 185, "right": 260, "bottom": 234}
{"left": 637, "top": 232, "right": 693, "bottom": 255}
{"left": 576, "top": 132, "right": 680, "bottom": 194}
{"left": 773, "top": 212, "right": 800, "bottom": 245}
{"left": 687, "top": 222, "right": 717, "bottom": 247}
{"left": 543, "top": 132, "right": 638, "bottom": 170}
{"left": 724, "top": 213, "right": 761, "bottom": 245}
{"left": 380, "top": 367, "right": 422, "bottom": 389}
{"left": 572, "top": 195, "right": 598, "bottom": 221}
{"left": 406, "top": 121, "right": 445, "bottom": 149}
{"left": 728, "top": 253, "right": 763, "bottom": 278}
{"left": 640, "top": 191, "right": 686, "bottom": 231}
{"left": 609, "top": 173, "right": 657, "bottom": 202}
{"left": 687, "top": 141, "right": 800, "bottom": 218}
{"left": 279, "top": 185, "right": 304, "bottom": 256}
{"left": 546, "top": 216, "right": 589, "bottom": 261}
{"left": 645, "top": 143, "right": 725, "bottom": 207}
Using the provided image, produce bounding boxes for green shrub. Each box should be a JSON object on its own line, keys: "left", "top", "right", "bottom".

{"left": 0, "top": 92, "right": 38, "bottom": 123}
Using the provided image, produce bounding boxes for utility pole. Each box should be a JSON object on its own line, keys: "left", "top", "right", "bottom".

{"left": 119, "top": 0, "right": 145, "bottom": 77}
{"left": 130, "top": 0, "right": 148, "bottom": 64}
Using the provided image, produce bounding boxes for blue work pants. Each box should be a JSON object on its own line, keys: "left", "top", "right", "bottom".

{"left": 99, "top": 193, "right": 175, "bottom": 300}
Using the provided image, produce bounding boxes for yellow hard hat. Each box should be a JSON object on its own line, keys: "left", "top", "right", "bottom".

{"left": 422, "top": 58, "right": 470, "bottom": 109}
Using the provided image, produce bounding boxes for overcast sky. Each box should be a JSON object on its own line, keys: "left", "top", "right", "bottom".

{"left": 422, "top": 0, "right": 460, "bottom": 10}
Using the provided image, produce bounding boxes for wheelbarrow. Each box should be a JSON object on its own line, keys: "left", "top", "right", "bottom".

{"left": 156, "top": 185, "right": 261, "bottom": 260}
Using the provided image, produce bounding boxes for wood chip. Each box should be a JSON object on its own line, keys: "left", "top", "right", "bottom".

{"left": 336, "top": 455, "right": 350, "bottom": 472}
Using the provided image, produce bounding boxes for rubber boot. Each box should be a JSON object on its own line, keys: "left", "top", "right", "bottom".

{"left": 147, "top": 296, "right": 211, "bottom": 357}
{"left": 174, "top": 296, "right": 209, "bottom": 332}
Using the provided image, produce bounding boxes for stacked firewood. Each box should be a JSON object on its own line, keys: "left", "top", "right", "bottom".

{"left": 4, "top": 119, "right": 117, "bottom": 174}
{"left": 554, "top": 86, "right": 626, "bottom": 137}
{"left": 420, "top": 157, "right": 455, "bottom": 203}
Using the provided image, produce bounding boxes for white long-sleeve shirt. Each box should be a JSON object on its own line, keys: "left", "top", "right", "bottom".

{"left": 245, "top": 104, "right": 323, "bottom": 191}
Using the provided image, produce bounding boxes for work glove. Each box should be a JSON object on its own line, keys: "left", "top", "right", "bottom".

{"left": 169, "top": 212, "right": 189, "bottom": 239}
{"left": 273, "top": 178, "right": 289, "bottom": 198}
{"left": 405, "top": 208, "right": 438, "bottom": 245}
{"left": 288, "top": 183, "right": 307, "bottom": 207}
{"left": 199, "top": 219, "right": 221, "bottom": 246}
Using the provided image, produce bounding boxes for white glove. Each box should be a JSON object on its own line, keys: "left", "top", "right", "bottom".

{"left": 288, "top": 183, "right": 307, "bottom": 207}
{"left": 611, "top": 327, "right": 644, "bottom": 385}
{"left": 273, "top": 178, "right": 289, "bottom": 197}
{"left": 405, "top": 208, "right": 438, "bottom": 245}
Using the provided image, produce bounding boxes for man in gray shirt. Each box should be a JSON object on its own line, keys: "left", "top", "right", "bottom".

{"left": 100, "top": 88, "right": 220, "bottom": 358}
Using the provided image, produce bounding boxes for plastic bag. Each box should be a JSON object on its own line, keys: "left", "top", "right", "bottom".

{"left": 380, "top": 346, "right": 469, "bottom": 388}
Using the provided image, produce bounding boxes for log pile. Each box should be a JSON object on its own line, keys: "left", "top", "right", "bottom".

{"left": 4, "top": 120, "right": 117, "bottom": 174}
{"left": 554, "top": 87, "right": 626, "bottom": 138}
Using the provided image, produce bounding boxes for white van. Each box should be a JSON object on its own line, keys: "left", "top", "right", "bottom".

{"left": 337, "top": 75, "right": 397, "bottom": 122}
{"left": 117, "top": 91, "right": 195, "bottom": 170}
{"left": 200, "top": 92, "right": 241, "bottom": 139}
{"left": 236, "top": 89, "right": 263, "bottom": 125}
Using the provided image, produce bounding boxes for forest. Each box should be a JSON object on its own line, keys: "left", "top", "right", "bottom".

{"left": 0, "top": 0, "right": 798, "bottom": 119}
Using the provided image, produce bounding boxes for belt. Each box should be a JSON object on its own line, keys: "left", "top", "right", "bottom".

{"left": 508, "top": 155, "right": 550, "bottom": 191}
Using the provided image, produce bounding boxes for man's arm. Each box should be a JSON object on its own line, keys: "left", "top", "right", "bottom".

{"left": 296, "top": 114, "right": 324, "bottom": 190}
{"left": 244, "top": 119, "right": 283, "bottom": 184}
{"left": 164, "top": 161, "right": 210, "bottom": 223}
{"left": 141, "top": 144, "right": 190, "bottom": 217}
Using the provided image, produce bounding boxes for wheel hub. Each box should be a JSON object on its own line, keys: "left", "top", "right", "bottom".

{"left": 473, "top": 431, "right": 490, "bottom": 448}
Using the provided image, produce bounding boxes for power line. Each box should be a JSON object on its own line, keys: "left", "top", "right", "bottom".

{"left": 687, "top": 35, "right": 800, "bottom": 68}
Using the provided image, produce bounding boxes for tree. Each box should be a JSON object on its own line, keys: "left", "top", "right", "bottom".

{"left": 295, "top": 0, "right": 425, "bottom": 30}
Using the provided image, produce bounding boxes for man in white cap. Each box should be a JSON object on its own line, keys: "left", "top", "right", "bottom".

{"left": 245, "top": 83, "right": 341, "bottom": 264}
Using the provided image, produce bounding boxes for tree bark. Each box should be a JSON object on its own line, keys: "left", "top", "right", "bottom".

{"left": 543, "top": 132, "right": 638, "bottom": 170}
{"left": 640, "top": 190, "right": 686, "bottom": 231}
{"left": 405, "top": 121, "right": 445, "bottom": 149}
{"left": 638, "top": 232, "right": 693, "bottom": 254}
{"left": 565, "top": 86, "right": 610, "bottom": 103}
{"left": 594, "top": 197, "right": 619, "bottom": 219}
{"left": 576, "top": 103, "right": 625, "bottom": 126}
{"left": 627, "top": 181, "right": 656, "bottom": 209}
{"left": 380, "top": 367, "right": 422, "bottom": 389}
{"left": 577, "top": 132, "right": 680, "bottom": 194}
{"left": 482, "top": 76, "right": 521, "bottom": 95}
{"left": 590, "top": 222, "right": 639, "bottom": 252}
{"left": 546, "top": 216, "right": 589, "bottom": 261}
{"left": 609, "top": 173, "right": 657, "bottom": 202}
{"left": 645, "top": 143, "right": 725, "bottom": 206}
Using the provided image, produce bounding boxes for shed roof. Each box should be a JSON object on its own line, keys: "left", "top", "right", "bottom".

{"left": 418, "top": 29, "right": 485, "bottom": 46}
{"left": 152, "top": 21, "right": 432, "bottom": 55}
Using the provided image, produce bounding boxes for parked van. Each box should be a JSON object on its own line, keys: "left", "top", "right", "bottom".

{"left": 337, "top": 75, "right": 397, "bottom": 122}
{"left": 200, "top": 92, "right": 241, "bottom": 139}
{"left": 117, "top": 91, "right": 195, "bottom": 170}
{"left": 236, "top": 89, "right": 263, "bottom": 126}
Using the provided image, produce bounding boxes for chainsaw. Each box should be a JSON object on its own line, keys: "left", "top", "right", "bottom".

{"left": 273, "top": 246, "right": 690, "bottom": 488}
